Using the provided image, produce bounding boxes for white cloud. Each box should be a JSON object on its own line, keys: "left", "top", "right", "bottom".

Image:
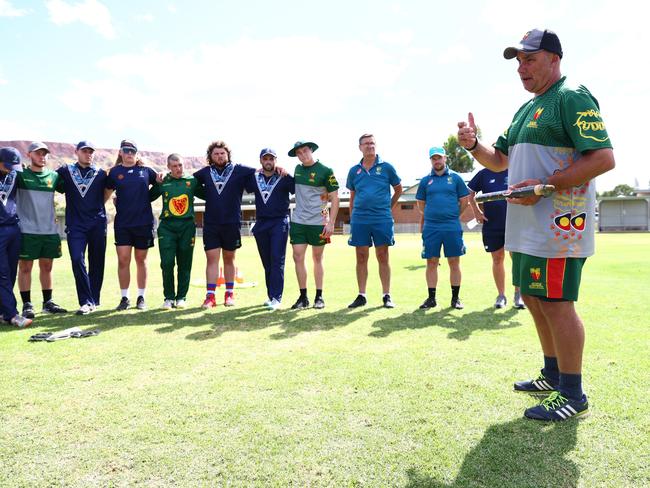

{"left": 135, "top": 12, "right": 154, "bottom": 23}
{"left": 45, "top": 0, "right": 115, "bottom": 39}
{"left": 437, "top": 44, "right": 472, "bottom": 64}
{"left": 0, "top": 0, "right": 28, "bottom": 16}
{"left": 167, "top": 4, "right": 177, "bottom": 13}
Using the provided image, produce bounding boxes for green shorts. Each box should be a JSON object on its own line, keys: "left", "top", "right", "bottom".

{"left": 290, "top": 222, "right": 329, "bottom": 246}
{"left": 19, "top": 233, "right": 62, "bottom": 260}
{"left": 512, "top": 252, "right": 586, "bottom": 302}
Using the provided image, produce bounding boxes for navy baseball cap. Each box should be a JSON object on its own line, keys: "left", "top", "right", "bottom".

{"left": 429, "top": 147, "right": 446, "bottom": 158}
{"left": 76, "top": 140, "right": 96, "bottom": 151}
{"left": 259, "top": 148, "right": 277, "bottom": 158}
{"left": 504, "top": 29, "right": 563, "bottom": 59}
{"left": 0, "top": 147, "right": 23, "bottom": 171}
{"left": 120, "top": 139, "right": 138, "bottom": 151}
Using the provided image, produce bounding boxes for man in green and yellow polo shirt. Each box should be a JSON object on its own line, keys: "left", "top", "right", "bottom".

{"left": 287, "top": 140, "right": 339, "bottom": 310}
{"left": 16, "top": 142, "right": 67, "bottom": 318}
{"left": 150, "top": 153, "right": 204, "bottom": 309}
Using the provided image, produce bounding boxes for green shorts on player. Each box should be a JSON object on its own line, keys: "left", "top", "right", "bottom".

{"left": 19, "top": 233, "right": 62, "bottom": 260}
{"left": 289, "top": 222, "right": 328, "bottom": 246}
{"left": 512, "top": 252, "right": 586, "bottom": 302}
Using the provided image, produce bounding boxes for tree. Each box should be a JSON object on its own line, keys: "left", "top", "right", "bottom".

{"left": 600, "top": 184, "right": 635, "bottom": 197}
{"left": 443, "top": 135, "right": 474, "bottom": 173}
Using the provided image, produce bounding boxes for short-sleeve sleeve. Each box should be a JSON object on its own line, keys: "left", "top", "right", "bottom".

{"left": 415, "top": 178, "right": 427, "bottom": 201}
{"left": 345, "top": 167, "right": 356, "bottom": 191}
{"left": 561, "top": 86, "right": 613, "bottom": 153}
{"left": 387, "top": 164, "right": 401, "bottom": 186}
{"left": 455, "top": 174, "right": 470, "bottom": 198}
{"left": 468, "top": 171, "right": 482, "bottom": 193}
{"left": 324, "top": 169, "right": 339, "bottom": 193}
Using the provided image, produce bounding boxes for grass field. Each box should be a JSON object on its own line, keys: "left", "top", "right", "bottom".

{"left": 1, "top": 232, "right": 648, "bottom": 487}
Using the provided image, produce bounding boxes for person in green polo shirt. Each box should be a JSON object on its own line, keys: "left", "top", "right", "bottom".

{"left": 16, "top": 142, "right": 67, "bottom": 318}
{"left": 150, "top": 153, "right": 204, "bottom": 309}
{"left": 287, "top": 140, "right": 339, "bottom": 310}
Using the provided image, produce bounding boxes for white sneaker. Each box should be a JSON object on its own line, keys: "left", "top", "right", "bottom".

{"left": 75, "top": 303, "right": 94, "bottom": 316}
{"left": 175, "top": 299, "right": 187, "bottom": 309}
{"left": 266, "top": 298, "right": 281, "bottom": 311}
{"left": 162, "top": 299, "right": 174, "bottom": 309}
{"left": 11, "top": 315, "right": 33, "bottom": 328}
{"left": 263, "top": 299, "right": 273, "bottom": 307}
{"left": 513, "top": 290, "right": 526, "bottom": 309}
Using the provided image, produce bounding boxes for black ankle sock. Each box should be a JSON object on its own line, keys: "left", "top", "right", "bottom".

{"left": 42, "top": 289, "right": 53, "bottom": 303}
{"left": 451, "top": 286, "right": 460, "bottom": 300}
{"left": 428, "top": 287, "right": 436, "bottom": 299}
{"left": 300, "top": 288, "right": 307, "bottom": 299}
{"left": 20, "top": 291, "right": 31, "bottom": 304}
{"left": 315, "top": 289, "right": 323, "bottom": 299}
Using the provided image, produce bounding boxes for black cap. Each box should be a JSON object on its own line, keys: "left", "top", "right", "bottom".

{"left": 504, "top": 29, "right": 563, "bottom": 59}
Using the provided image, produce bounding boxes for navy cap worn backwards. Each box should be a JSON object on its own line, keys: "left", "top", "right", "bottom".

{"left": 504, "top": 29, "right": 563, "bottom": 59}
{"left": 76, "top": 140, "right": 96, "bottom": 151}
{"left": 0, "top": 146, "right": 23, "bottom": 171}
{"left": 259, "top": 148, "right": 277, "bottom": 158}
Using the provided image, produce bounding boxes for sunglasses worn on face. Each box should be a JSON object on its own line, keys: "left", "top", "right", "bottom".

{"left": 121, "top": 147, "right": 137, "bottom": 155}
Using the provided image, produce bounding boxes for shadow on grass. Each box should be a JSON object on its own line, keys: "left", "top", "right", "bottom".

{"left": 370, "top": 307, "right": 523, "bottom": 340}
{"left": 184, "top": 305, "right": 383, "bottom": 341}
{"left": 404, "top": 264, "right": 426, "bottom": 271}
{"left": 404, "top": 416, "right": 579, "bottom": 488}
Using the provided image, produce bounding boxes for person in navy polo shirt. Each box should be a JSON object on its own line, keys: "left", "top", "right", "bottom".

{"left": 56, "top": 140, "right": 108, "bottom": 316}
{"left": 416, "top": 146, "right": 470, "bottom": 310}
{"left": 105, "top": 139, "right": 157, "bottom": 311}
{"left": 468, "top": 168, "right": 525, "bottom": 310}
{"left": 245, "top": 148, "right": 295, "bottom": 310}
{"left": 194, "top": 140, "right": 257, "bottom": 308}
{"left": 0, "top": 147, "right": 32, "bottom": 327}
{"left": 346, "top": 134, "right": 402, "bottom": 309}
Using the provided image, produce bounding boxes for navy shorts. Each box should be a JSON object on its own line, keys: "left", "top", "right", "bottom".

{"left": 115, "top": 225, "right": 155, "bottom": 249}
{"left": 348, "top": 221, "right": 395, "bottom": 247}
{"left": 421, "top": 226, "right": 465, "bottom": 259}
{"left": 482, "top": 231, "right": 505, "bottom": 252}
{"left": 203, "top": 224, "right": 242, "bottom": 251}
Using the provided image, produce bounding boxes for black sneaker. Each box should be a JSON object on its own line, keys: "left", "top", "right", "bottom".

{"left": 348, "top": 295, "right": 367, "bottom": 308}
{"left": 291, "top": 296, "right": 310, "bottom": 310}
{"left": 116, "top": 297, "right": 130, "bottom": 311}
{"left": 22, "top": 302, "right": 35, "bottom": 319}
{"left": 313, "top": 296, "right": 325, "bottom": 309}
{"left": 419, "top": 297, "right": 437, "bottom": 309}
{"left": 382, "top": 295, "right": 395, "bottom": 308}
{"left": 43, "top": 300, "right": 67, "bottom": 314}
{"left": 136, "top": 296, "right": 146, "bottom": 310}
{"left": 451, "top": 298, "right": 464, "bottom": 310}
{"left": 514, "top": 372, "right": 558, "bottom": 395}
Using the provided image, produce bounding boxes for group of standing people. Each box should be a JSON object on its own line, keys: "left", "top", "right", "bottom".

{"left": 0, "top": 27, "right": 616, "bottom": 422}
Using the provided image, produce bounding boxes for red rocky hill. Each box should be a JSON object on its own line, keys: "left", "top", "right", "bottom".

{"left": 0, "top": 140, "right": 206, "bottom": 173}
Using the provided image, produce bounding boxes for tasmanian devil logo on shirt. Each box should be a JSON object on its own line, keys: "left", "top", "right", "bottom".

{"left": 169, "top": 194, "right": 189, "bottom": 216}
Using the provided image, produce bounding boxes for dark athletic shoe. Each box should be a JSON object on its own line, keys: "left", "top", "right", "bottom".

{"left": 419, "top": 297, "right": 437, "bottom": 309}
{"left": 382, "top": 295, "right": 395, "bottom": 309}
{"left": 524, "top": 391, "right": 589, "bottom": 421}
{"left": 136, "top": 296, "right": 146, "bottom": 310}
{"left": 514, "top": 372, "right": 558, "bottom": 395}
{"left": 22, "top": 302, "right": 35, "bottom": 319}
{"left": 313, "top": 296, "right": 325, "bottom": 309}
{"left": 451, "top": 298, "right": 464, "bottom": 310}
{"left": 43, "top": 300, "right": 67, "bottom": 314}
{"left": 348, "top": 295, "right": 367, "bottom": 308}
{"left": 291, "top": 296, "right": 310, "bottom": 310}
{"left": 116, "top": 297, "right": 130, "bottom": 311}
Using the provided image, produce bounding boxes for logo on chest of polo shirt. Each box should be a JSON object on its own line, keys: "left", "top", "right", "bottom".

{"left": 356, "top": 168, "right": 362, "bottom": 175}
{"left": 309, "top": 172, "right": 316, "bottom": 183}
{"left": 118, "top": 174, "right": 124, "bottom": 180}
{"left": 186, "top": 181, "right": 191, "bottom": 187}
{"left": 376, "top": 167, "right": 382, "bottom": 175}
{"left": 169, "top": 194, "right": 189, "bottom": 216}
{"left": 447, "top": 177, "right": 453, "bottom": 184}
{"left": 527, "top": 107, "right": 544, "bottom": 128}
{"left": 489, "top": 179, "right": 495, "bottom": 184}
{"left": 46, "top": 178, "right": 53, "bottom": 187}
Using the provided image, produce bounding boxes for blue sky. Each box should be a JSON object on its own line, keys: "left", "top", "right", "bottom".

{"left": 1, "top": 0, "right": 646, "bottom": 189}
